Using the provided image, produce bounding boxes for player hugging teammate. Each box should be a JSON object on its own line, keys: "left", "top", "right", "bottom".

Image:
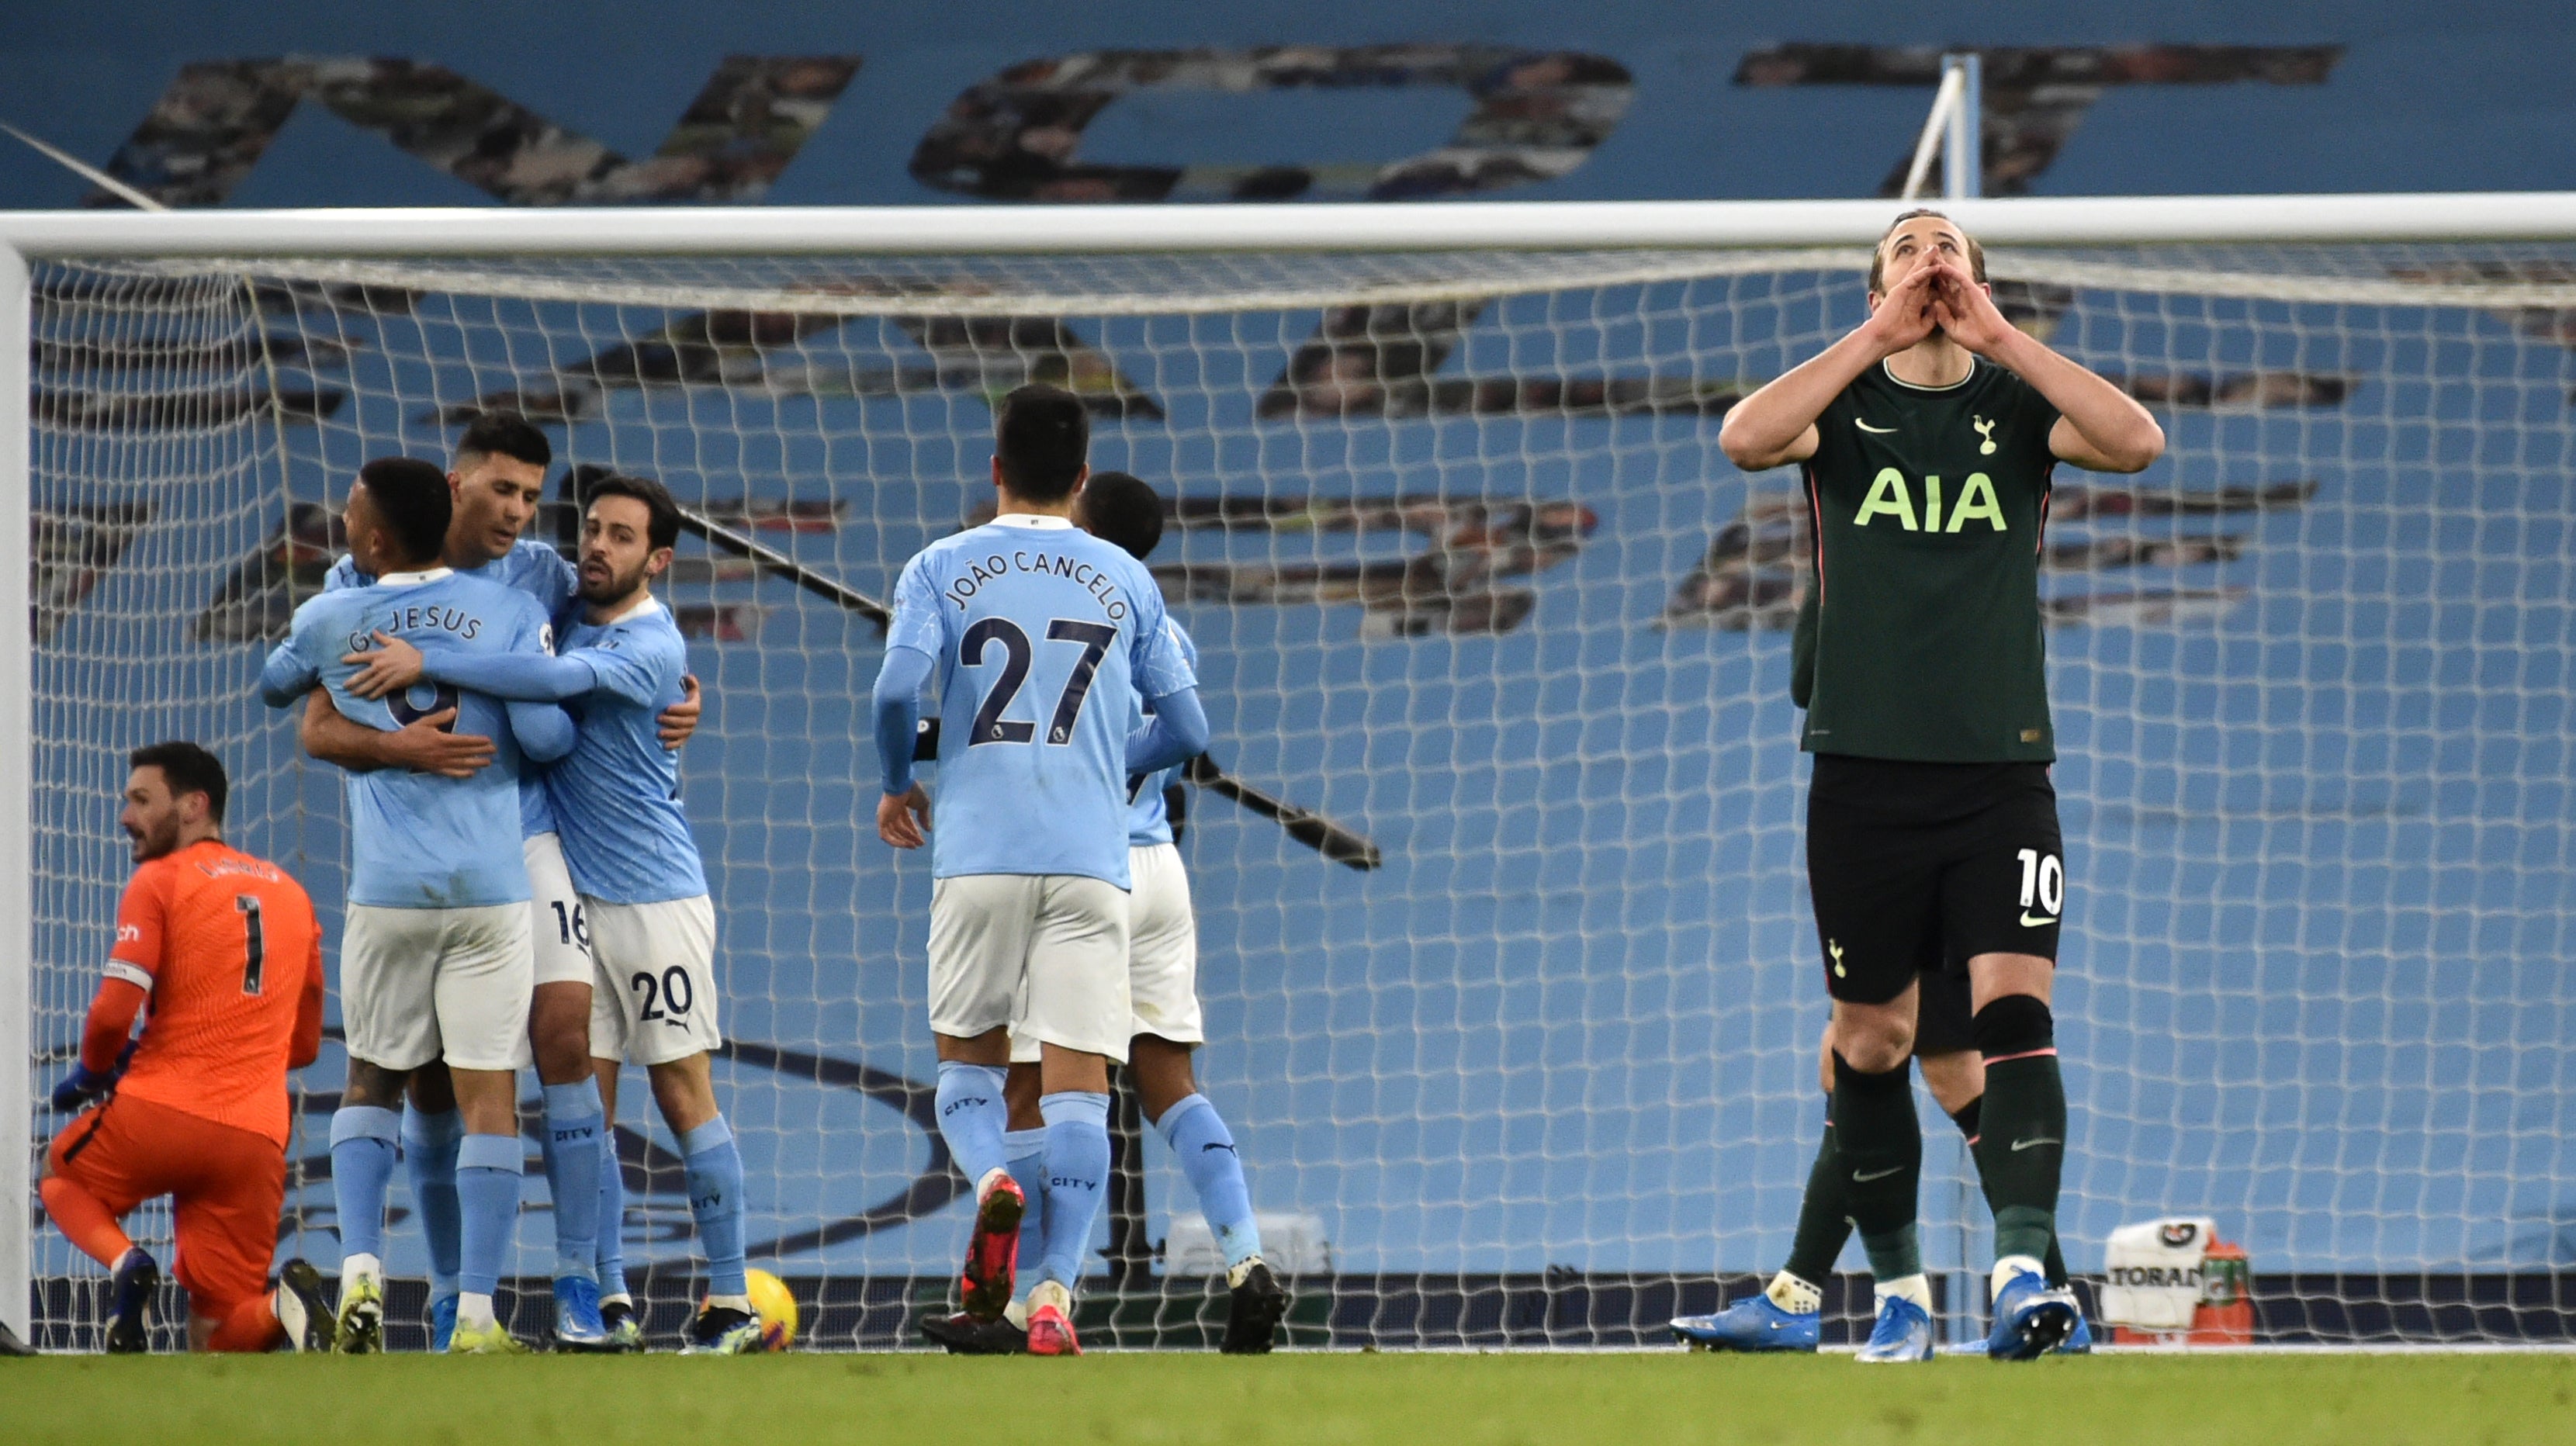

{"left": 1671, "top": 210, "right": 2164, "bottom": 1361}
{"left": 247, "top": 417, "right": 737, "bottom": 1355}
{"left": 874, "top": 388, "right": 1292, "bottom": 1357}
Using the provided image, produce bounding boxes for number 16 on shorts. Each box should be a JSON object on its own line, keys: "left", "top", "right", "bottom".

{"left": 2016, "top": 848, "right": 2064, "bottom": 929}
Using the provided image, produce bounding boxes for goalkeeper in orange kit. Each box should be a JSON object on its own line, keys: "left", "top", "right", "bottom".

{"left": 40, "top": 742, "right": 335, "bottom": 1353}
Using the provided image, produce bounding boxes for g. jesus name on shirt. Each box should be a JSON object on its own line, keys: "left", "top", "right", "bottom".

{"left": 940, "top": 547, "right": 1136, "bottom": 623}
{"left": 341, "top": 600, "right": 510, "bottom": 653}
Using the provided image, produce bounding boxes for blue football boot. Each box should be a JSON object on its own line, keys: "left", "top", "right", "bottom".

{"left": 1671, "top": 1293, "right": 1820, "bottom": 1353}
{"left": 105, "top": 1247, "right": 161, "bottom": 1354}
{"left": 1853, "top": 1292, "right": 1935, "bottom": 1363}
{"left": 428, "top": 1292, "right": 459, "bottom": 1354}
{"left": 2056, "top": 1309, "right": 2093, "bottom": 1354}
{"left": 552, "top": 1275, "right": 615, "bottom": 1353}
{"left": 1985, "top": 1267, "right": 2080, "bottom": 1361}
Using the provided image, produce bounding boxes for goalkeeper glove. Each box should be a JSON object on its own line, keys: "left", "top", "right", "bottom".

{"left": 51, "top": 1039, "right": 137, "bottom": 1112}
{"left": 51, "top": 1062, "right": 116, "bottom": 1112}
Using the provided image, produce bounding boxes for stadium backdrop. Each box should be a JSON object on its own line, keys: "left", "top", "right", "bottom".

{"left": 10, "top": 0, "right": 2576, "bottom": 1309}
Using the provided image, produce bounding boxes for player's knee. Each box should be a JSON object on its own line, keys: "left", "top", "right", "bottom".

{"left": 1916, "top": 1050, "right": 1982, "bottom": 1112}
{"left": 1834, "top": 1015, "right": 1913, "bottom": 1074}
{"left": 648, "top": 1055, "right": 718, "bottom": 1133}
{"left": 1972, "top": 994, "right": 2054, "bottom": 1060}
{"left": 1003, "top": 1061, "right": 1044, "bottom": 1129}
{"left": 528, "top": 1017, "right": 593, "bottom": 1084}
{"left": 1130, "top": 1036, "right": 1199, "bottom": 1122}
{"left": 344, "top": 1059, "right": 408, "bottom": 1109}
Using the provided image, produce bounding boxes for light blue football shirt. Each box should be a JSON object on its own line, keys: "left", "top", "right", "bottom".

{"left": 545, "top": 595, "right": 708, "bottom": 906}
{"left": 888, "top": 514, "right": 1196, "bottom": 887}
{"left": 327, "top": 538, "right": 579, "bottom": 838}
{"left": 260, "top": 569, "right": 563, "bottom": 908}
{"left": 1126, "top": 617, "right": 1202, "bottom": 848}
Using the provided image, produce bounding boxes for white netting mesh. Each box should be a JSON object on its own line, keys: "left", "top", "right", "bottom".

{"left": 24, "top": 240, "right": 2576, "bottom": 1347}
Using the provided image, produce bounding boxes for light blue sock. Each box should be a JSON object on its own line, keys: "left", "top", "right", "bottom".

{"left": 680, "top": 1116, "right": 748, "bottom": 1298}
{"left": 455, "top": 1133, "right": 524, "bottom": 1298}
{"left": 542, "top": 1079, "right": 604, "bottom": 1283}
{"left": 597, "top": 1129, "right": 631, "bottom": 1299}
{"left": 1037, "top": 1091, "right": 1110, "bottom": 1290}
{"left": 1156, "top": 1093, "right": 1262, "bottom": 1268}
{"left": 1002, "top": 1126, "right": 1048, "bottom": 1302}
{"left": 399, "top": 1104, "right": 462, "bottom": 1297}
{"left": 934, "top": 1061, "right": 1010, "bottom": 1188}
{"left": 331, "top": 1106, "right": 402, "bottom": 1263}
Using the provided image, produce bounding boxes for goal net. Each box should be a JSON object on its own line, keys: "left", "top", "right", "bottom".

{"left": 16, "top": 225, "right": 2576, "bottom": 1348}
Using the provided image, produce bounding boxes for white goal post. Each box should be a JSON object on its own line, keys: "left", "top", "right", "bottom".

{"left": 9, "top": 192, "right": 2576, "bottom": 1348}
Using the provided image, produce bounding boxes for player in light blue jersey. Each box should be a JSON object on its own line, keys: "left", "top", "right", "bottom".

{"left": 257, "top": 458, "right": 576, "bottom": 1355}
{"left": 872, "top": 388, "right": 1208, "bottom": 1357}
{"left": 296, "top": 415, "right": 700, "bottom": 1352}
{"left": 928, "top": 472, "right": 1285, "bottom": 1357}
{"left": 346, "top": 472, "right": 757, "bottom": 1354}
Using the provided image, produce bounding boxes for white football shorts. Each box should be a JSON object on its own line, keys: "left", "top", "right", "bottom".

{"left": 341, "top": 902, "right": 534, "bottom": 1072}
{"left": 524, "top": 832, "right": 594, "bottom": 990}
{"left": 931, "top": 873, "right": 1130, "bottom": 1063}
{"left": 584, "top": 894, "right": 722, "bottom": 1067}
{"left": 1011, "top": 843, "right": 1200, "bottom": 1063}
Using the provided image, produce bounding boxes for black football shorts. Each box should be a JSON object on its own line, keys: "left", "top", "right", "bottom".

{"left": 1805, "top": 754, "right": 2065, "bottom": 1008}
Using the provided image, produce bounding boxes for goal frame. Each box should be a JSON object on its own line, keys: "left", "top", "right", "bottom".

{"left": 8, "top": 190, "right": 2576, "bottom": 1342}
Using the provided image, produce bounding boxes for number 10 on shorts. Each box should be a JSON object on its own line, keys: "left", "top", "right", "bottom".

{"left": 2017, "top": 848, "right": 2064, "bottom": 918}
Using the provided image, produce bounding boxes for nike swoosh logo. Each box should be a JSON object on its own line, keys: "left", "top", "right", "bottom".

{"left": 2020, "top": 912, "right": 2058, "bottom": 928}
{"left": 2010, "top": 1137, "right": 2060, "bottom": 1152}
{"left": 1851, "top": 1166, "right": 1905, "bottom": 1182}
{"left": 1854, "top": 420, "right": 1896, "bottom": 434}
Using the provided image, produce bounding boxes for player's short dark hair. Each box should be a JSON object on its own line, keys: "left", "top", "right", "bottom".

{"left": 452, "top": 410, "right": 552, "bottom": 472}
{"left": 1079, "top": 470, "right": 1165, "bottom": 562}
{"left": 584, "top": 472, "right": 680, "bottom": 552}
{"left": 130, "top": 741, "right": 227, "bottom": 822}
{"left": 357, "top": 456, "right": 453, "bottom": 566}
{"left": 1868, "top": 208, "right": 1987, "bottom": 294}
{"left": 994, "top": 384, "right": 1089, "bottom": 503}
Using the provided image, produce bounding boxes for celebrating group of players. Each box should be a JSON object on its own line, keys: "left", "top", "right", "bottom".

{"left": 45, "top": 416, "right": 759, "bottom": 1354}
{"left": 36, "top": 390, "right": 1292, "bottom": 1358}
{"left": 39, "top": 208, "right": 2152, "bottom": 1361}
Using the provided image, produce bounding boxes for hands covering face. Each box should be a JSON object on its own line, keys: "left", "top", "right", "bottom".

{"left": 1921, "top": 256, "right": 2016, "bottom": 355}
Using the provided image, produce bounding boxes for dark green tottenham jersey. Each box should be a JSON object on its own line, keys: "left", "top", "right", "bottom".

{"left": 1794, "top": 357, "right": 2063, "bottom": 763}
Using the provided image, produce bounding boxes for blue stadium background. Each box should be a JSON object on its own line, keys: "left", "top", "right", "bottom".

{"left": 13, "top": 0, "right": 2576, "bottom": 1323}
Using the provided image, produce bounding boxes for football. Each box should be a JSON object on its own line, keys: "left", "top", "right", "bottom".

{"left": 745, "top": 1268, "right": 798, "bottom": 1351}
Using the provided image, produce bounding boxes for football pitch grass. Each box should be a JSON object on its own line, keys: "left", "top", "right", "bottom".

{"left": 7, "top": 1351, "right": 2573, "bottom": 1445}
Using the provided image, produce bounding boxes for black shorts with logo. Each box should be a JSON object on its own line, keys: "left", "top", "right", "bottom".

{"left": 1806, "top": 755, "right": 2065, "bottom": 1008}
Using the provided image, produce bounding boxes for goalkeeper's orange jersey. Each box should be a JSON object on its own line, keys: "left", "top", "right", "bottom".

{"left": 96, "top": 839, "right": 324, "bottom": 1148}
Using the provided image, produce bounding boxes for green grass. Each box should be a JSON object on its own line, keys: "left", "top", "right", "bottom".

{"left": 8, "top": 1351, "right": 2573, "bottom": 1445}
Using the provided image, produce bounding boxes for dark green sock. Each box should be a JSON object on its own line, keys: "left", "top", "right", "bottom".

{"left": 1973, "top": 1050, "right": 2066, "bottom": 1266}
{"left": 1781, "top": 1121, "right": 1852, "bottom": 1288}
{"left": 1831, "top": 1053, "right": 1923, "bottom": 1282}
{"left": 1957, "top": 1092, "right": 2069, "bottom": 1285}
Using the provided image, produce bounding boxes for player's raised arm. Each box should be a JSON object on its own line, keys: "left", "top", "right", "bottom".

{"left": 1718, "top": 254, "right": 1945, "bottom": 472}
{"left": 255, "top": 624, "right": 321, "bottom": 711}
{"left": 1923, "top": 258, "right": 2165, "bottom": 473}
{"left": 349, "top": 634, "right": 592, "bottom": 701}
